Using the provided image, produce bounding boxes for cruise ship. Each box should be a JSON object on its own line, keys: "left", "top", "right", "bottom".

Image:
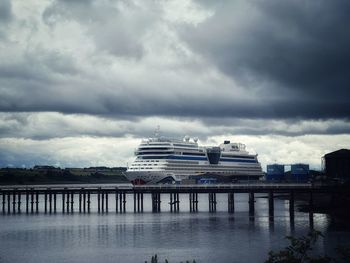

{"left": 125, "top": 131, "right": 263, "bottom": 184}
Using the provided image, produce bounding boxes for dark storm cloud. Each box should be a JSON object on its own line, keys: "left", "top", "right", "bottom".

{"left": 0, "top": 0, "right": 12, "bottom": 23}
{"left": 0, "top": 0, "right": 349, "bottom": 122}
{"left": 183, "top": 0, "right": 350, "bottom": 117}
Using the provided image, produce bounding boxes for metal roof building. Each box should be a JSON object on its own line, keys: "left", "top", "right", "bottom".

{"left": 322, "top": 149, "right": 350, "bottom": 179}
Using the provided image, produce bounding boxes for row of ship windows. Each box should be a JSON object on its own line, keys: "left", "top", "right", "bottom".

{"left": 137, "top": 152, "right": 255, "bottom": 159}
{"left": 139, "top": 143, "right": 196, "bottom": 148}
{"left": 140, "top": 143, "right": 170, "bottom": 146}
{"left": 138, "top": 155, "right": 255, "bottom": 160}
{"left": 221, "top": 155, "right": 255, "bottom": 159}
{"left": 129, "top": 167, "right": 155, "bottom": 170}
{"left": 138, "top": 147, "right": 172, "bottom": 151}
{"left": 132, "top": 163, "right": 159, "bottom": 166}
{"left": 137, "top": 152, "right": 207, "bottom": 156}
{"left": 134, "top": 160, "right": 160, "bottom": 162}
{"left": 164, "top": 168, "right": 262, "bottom": 172}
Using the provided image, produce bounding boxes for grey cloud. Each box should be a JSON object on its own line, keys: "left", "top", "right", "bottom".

{"left": 0, "top": 0, "right": 349, "bottom": 121}
{"left": 0, "top": 50, "right": 78, "bottom": 81}
{"left": 182, "top": 0, "right": 350, "bottom": 117}
{"left": 1, "top": 130, "right": 349, "bottom": 168}
{"left": 42, "top": 0, "right": 155, "bottom": 58}
{"left": 0, "top": 0, "right": 12, "bottom": 23}
{"left": 1, "top": 113, "right": 350, "bottom": 141}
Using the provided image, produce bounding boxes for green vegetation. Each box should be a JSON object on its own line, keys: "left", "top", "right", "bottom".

{"left": 0, "top": 167, "right": 128, "bottom": 185}
{"left": 144, "top": 232, "right": 349, "bottom": 263}
{"left": 145, "top": 254, "right": 196, "bottom": 263}
{"left": 265, "top": 231, "right": 350, "bottom": 263}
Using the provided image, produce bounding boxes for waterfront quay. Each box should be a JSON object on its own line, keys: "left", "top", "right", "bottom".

{"left": 0, "top": 183, "right": 340, "bottom": 223}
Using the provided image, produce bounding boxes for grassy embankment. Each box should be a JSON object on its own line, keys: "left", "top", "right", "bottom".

{"left": 0, "top": 167, "right": 128, "bottom": 185}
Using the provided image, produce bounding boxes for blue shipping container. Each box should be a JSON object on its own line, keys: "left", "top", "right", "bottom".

{"left": 291, "top": 164, "right": 310, "bottom": 182}
{"left": 266, "top": 164, "right": 285, "bottom": 181}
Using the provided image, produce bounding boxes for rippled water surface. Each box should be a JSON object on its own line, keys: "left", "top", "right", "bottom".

{"left": 0, "top": 193, "right": 349, "bottom": 263}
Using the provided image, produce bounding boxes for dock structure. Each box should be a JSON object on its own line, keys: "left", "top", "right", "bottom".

{"left": 0, "top": 183, "right": 339, "bottom": 223}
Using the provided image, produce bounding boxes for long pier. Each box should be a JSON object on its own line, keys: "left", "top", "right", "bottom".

{"left": 0, "top": 183, "right": 338, "bottom": 224}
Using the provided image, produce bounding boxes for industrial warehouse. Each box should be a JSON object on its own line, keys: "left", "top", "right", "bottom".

{"left": 265, "top": 149, "right": 350, "bottom": 183}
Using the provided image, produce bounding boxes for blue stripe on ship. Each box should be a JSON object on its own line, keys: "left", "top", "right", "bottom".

{"left": 168, "top": 155, "right": 207, "bottom": 161}
{"left": 220, "top": 158, "right": 257, "bottom": 163}
{"left": 159, "top": 155, "right": 257, "bottom": 163}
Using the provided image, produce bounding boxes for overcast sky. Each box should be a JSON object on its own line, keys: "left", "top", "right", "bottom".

{"left": 0, "top": 0, "right": 349, "bottom": 170}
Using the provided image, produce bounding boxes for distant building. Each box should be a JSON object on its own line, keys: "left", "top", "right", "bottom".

{"left": 291, "top": 163, "right": 310, "bottom": 182}
{"left": 322, "top": 149, "right": 350, "bottom": 180}
{"left": 33, "top": 165, "right": 57, "bottom": 170}
{"left": 266, "top": 164, "right": 285, "bottom": 181}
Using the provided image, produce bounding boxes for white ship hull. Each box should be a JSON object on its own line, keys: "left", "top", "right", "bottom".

{"left": 125, "top": 171, "right": 177, "bottom": 184}
{"left": 125, "top": 135, "right": 263, "bottom": 184}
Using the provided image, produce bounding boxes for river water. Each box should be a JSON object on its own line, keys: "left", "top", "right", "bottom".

{"left": 0, "top": 193, "right": 349, "bottom": 263}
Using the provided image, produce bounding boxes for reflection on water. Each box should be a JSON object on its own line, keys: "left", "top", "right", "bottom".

{"left": 0, "top": 193, "right": 349, "bottom": 263}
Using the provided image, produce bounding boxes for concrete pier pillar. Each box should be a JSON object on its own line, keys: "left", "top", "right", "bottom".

{"left": 188, "top": 193, "right": 193, "bottom": 212}
{"left": 17, "top": 191, "right": 21, "bottom": 213}
{"left": 7, "top": 192, "right": 10, "bottom": 213}
{"left": 209, "top": 193, "right": 217, "bottom": 212}
{"left": 134, "top": 192, "right": 141, "bottom": 213}
{"left": 35, "top": 191, "right": 39, "bottom": 213}
{"left": 137, "top": 193, "right": 140, "bottom": 212}
{"left": 268, "top": 191, "right": 274, "bottom": 220}
{"left": 158, "top": 193, "right": 161, "bottom": 212}
{"left": 70, "top": 192, "right": 74, "bottom": 213}
{"left": 2, "top": 192, "right": 5, "bottom": 214}
{"left": 152, "top": 193, "right": 161, "bottom": 212}
{"left": 228, "top": 193, "right": 235, "bottom": 213}
{"left": 209, "top": 193, "right": 212, "bottom": 212}
{"left": 119, "top": 192, "right": 122, "bottom": 212}
{"left": 66, "top": 191, "right": 70, "bottom": 214}
{"left": 87, "top": 191, "right": 91, "bottom": 213}
{"left": 49, "top": 190, "right": 52, "bottom": 214}
{"left": 83, "top": 190, "right": 86, "bottom": 213}
{"left": 309, "top": 191, "right": 314, "bottom": 229}
{"left": 175, "top": 193, "right": 178, "bottom": 212}
{"left": 97, "top": 188, "right": 101, "bottom": 213}
{"left": 123, "top": 192, "right": 126, "bottom": 212}
{"left": 189, "top": 192, "right": 198, "bottom": 212}
{"left": 115, "top": 189, "right": 119, "bottom": 213}
{"left": 134, "top": 192, "right": 136, "bottom": 213}
{"left": 53, "top": 192, "right": 57, "bottom": 213}
{"left": 105, "top": 192, "right": 108, "bottom": 213}
{"left": 152, "top": 193, "right": 155, "bottom": 212}
{"left": 141, "top": 193, "right": 144, "bottom": 212}
{"left": 25, "top": 190, "right": 29, "bottom": 214}
{"left": 170, "top": 193, "right": 173, "bottom": 212}
{"left": 172, "top": 193, "right": 179, "bottom": 212}
{"left": 62, "top": 191, "right": 65, "bottom": 213}
{"left": 101, "top": 191, "right": 105, "bottom": 212}
{"left": 152, "top": 193, "right": 156, "bottom": 212}
{"left": 30, "top": 189, "right": 34, "bottom": 213}
{"left": 44, "top": 191, "right": 48, "bottom": 213}
{"left": 176, "top": 193, "right": 180, "bottom": 211}
{"left": 12, "top": 190, "right": 16, "bottom": 214}
{"left": 249, "top": 192, "right": 255, "bottom": 217}
{"left": 79, "top": 190, "right": 82, "bottom": 213}
{"left": 1, "top": 192, "right": 4, "bottom": 214}
{"left": 289, "top": 191, "right": 295, "bottom": 224}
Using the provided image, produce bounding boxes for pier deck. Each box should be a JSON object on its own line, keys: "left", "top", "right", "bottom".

{"left": 0, "top": 183, "right": 341, "bottom": 226}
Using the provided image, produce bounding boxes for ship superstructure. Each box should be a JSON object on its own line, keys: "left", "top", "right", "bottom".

{"left": 125, "top": 131, "right": 263, "bottom": 184}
